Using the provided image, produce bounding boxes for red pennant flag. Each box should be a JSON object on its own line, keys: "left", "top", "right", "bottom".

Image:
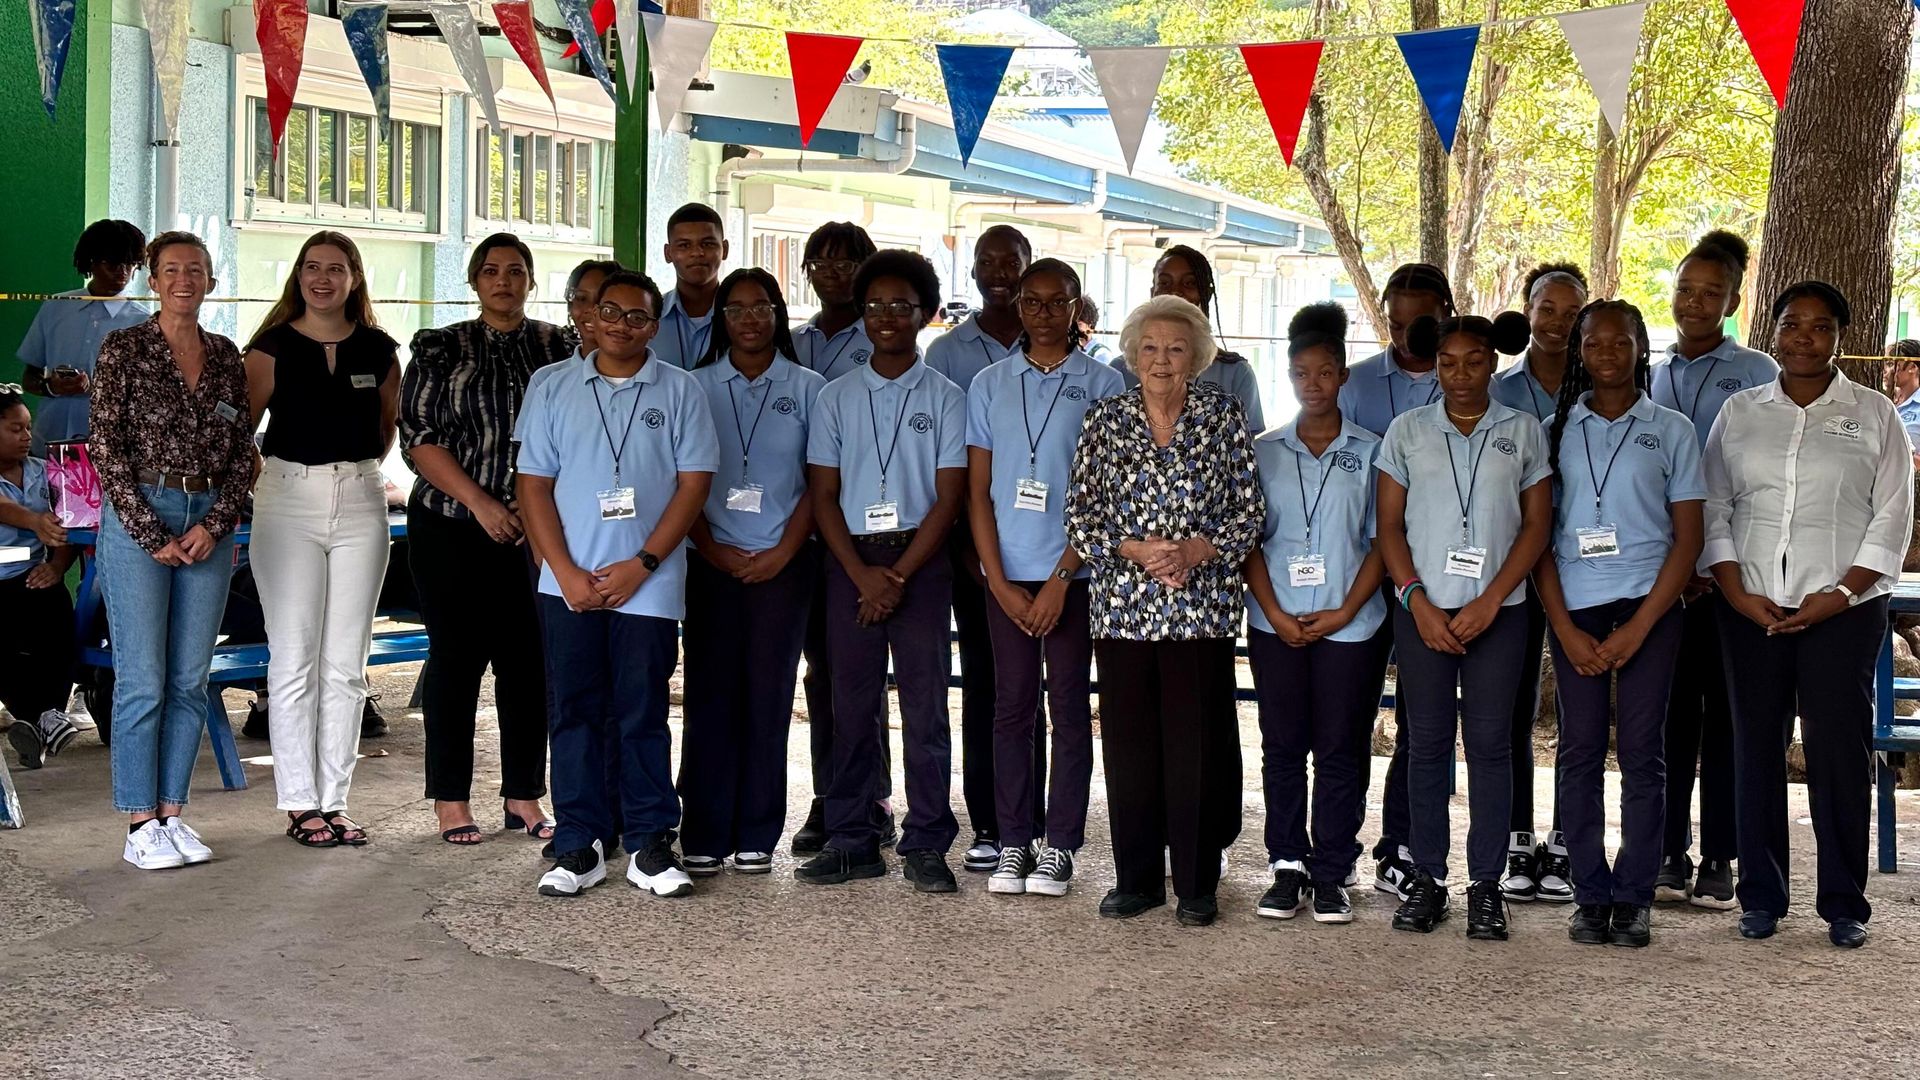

{"left": 1725, "top": 0, "right": 1806, "bottom": 109}
{"left": 787, "top": 33, "right": 864, "bottom": 147}
{"left": 562, "top": 0, "right": 616, "bottom": 59}
{"left": 255, "top": 0, "right": 308, "bottom": 159}
{"left": 493, "top": 2, "right": 554, "bottom": 106}
{"left": 1240, "top": 41, "right": 1325, "bottom": 168}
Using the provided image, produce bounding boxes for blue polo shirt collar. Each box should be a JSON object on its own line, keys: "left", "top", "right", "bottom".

{"left": 1568, "top": 390, "right": 1659, "bottom": 426}
{"left": 1264, "top": 416, "right": 1366, "bottom": 453}
{"left": 857, "top": 353, "right": 932, "bottom": 392}
{"left": 579, "top": 349, "right": 665, "bottom": 388}
{"left": 1016, "top": 349, "right": 1091, "bottom": 381}
{"left": 1417, "top": 396, "right": 1523, "bottom": 432}
{"left": 719, "top": 353, "right": 795, "bottom": 386}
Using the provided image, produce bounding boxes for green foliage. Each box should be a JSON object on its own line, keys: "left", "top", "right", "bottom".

{"left": 1039, "top": 0, "right": 1162, "bottom": 48}
{"left": 706, "top": 0, "right": 957, "bottom": 102}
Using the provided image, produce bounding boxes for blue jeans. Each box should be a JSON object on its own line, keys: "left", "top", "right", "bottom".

{"left": 98, "top": 485, "right": 237, "bottom": 813}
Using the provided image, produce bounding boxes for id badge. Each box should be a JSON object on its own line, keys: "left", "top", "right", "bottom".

{"left": 1444, "top": 545, "right": 1487, "bottom": 580}
{"left": 726, "top": 484, "right": 765, "bottom": 514}
{"left": 350, "top": 373, "right": 378, "bottom": 389}
{"left": 1576, "top": 525, "right": 1621, "bottom": 560}
{"left": 1013, "top": 477, "right": 1050, "bottom": 513}
{"left": 597, "top": 487, "right": 636, "bottom": 521}
{"left": 1286, "top": 553, "right": 1327, "bottom": 587}
{"left": 214, "top": 401, "right": 241, "bottom": 424}
{"left": 864, "top": 501, "right": 900, "bottom": 532}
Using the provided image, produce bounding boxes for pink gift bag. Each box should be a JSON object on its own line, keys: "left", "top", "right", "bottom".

{"left": 45, "top": 441, "right": 102, "bottom": 530}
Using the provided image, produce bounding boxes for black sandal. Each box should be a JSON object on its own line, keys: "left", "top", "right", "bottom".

{"left": 323, "top": 812, "right": 370, "bottom": 846}
{"left": 441, "top": 824, "right": 483, "bottom": 845}
{"left": 503, "top": 802, "right": 556, "bottom": 840}
{"left": 287, "top": 810, "right": 340, "bottom": 848}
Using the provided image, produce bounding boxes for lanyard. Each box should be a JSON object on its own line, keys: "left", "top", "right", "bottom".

{"left": 1664, "top": 352, "right": 1724, "bottom": 427}
{"left": 1020, "top": 366, "right": 1071, "bottom": 477}
{"left": 1579, "top": 413, "right": 1638, "bottom": 524}
{"left": 813, "top": 327, "right": 858, "bottom": 378}
{"left": 1387, "top": 369, "right": 1441, "bottom": 420}
{"left": 726, "top": 370, "right": 774, "bottom": 478}
{"left": 1524, "top": 370, "right": 1554, "bottom": 420}
{"left": 1294, "top": 447, "right": 1338, "bottom": 550}
{"left": 590, "top": 378, "right": 644, "bottom": 487}
{"left": 1443, "top": 420, "right": 1496, "bottom": 544}
{"left": 867, "top": 382, "right": 914, "bottom": 500}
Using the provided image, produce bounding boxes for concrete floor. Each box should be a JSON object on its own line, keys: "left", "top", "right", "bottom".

{"left": 3, "top": 664, "right": 1919, "bottom": 1079}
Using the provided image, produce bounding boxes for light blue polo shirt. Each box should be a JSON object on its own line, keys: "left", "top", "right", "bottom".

{"left": 807, "top": 355, "right": 966, "bottom": 535}
{"left": 527, "top": 352, "right": 581, "bottom": 398}
{"left": 1547, "top": 392, "right": 1706, "bottom": 611}
{"left": 692, "top": 354, "right": 826, "bottom": 553}
{"left": 1377, "top": 399, "right": 1553, "bottom": 609}
{"left": 1247, "top": 419, "right": 1385, "bottom": 641}
{"left": 925, "top": 314, "right": 1020, "bottom": 391}
{"left": 1114, "top": 352, "right": 1267, "bottom": 433}
{"left": 653, "top": 288, "right": 716, "bottom": 370}
{"left": 514, "top": 350, "right": 720, "bottom": 619}
{"left": 1341, "top": 347, "right": 1442, "bottom": 438}
{"left": 792, "top": 316, "right": 873, "bottom": 382}
{"left": 1649, "top": 337, "right": 1777, "bottom": 448}
{"left": 0, "top": 457, "right": 51, "bottom": 580}
{"left": 1490, "top": 355, "right": 1560, "bottom": 422}
{"left": 966, "top": 350, "right": 1125, "bottom": 581}
{"left": 16, "top": 290, "right": 149, "bottom": 452}
{"left": 1896, "top": 395, "right": 1920, "bottom": 450}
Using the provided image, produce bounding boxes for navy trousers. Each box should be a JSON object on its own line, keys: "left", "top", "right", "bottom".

{"left": 1665, "top": 593, "right": 1738, "bottom": 861}
{"left": 1509, "top": 590, "right": 1562, "bottom": 835}
{"left": 984, "top": 580, "right": 1093, "bottom": 851}
{"left": 1368, "top": 590, "right": 1412, "bottom": 861}
{"left": 803, "top": 541, "right": 891, "bottom": 809}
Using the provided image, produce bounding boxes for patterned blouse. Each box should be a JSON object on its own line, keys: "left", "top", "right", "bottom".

{"left": 399, "top": 318, "right": 572, "bottom": 520}
{"left": 1067, "top": 380, "right": 1264, "bottom": 640}
{"left": 88, "top": 317, "right": 253, "bottom": 554}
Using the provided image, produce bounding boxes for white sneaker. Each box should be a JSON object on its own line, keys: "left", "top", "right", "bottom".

{"left": 64, "top": 697, "right": 96, "bottom": 731}
{"left": 36, "top": 710, "right": 80, "bottom": 757}
{"left": 538, "top": 840, "right": 607, "bottom": 897}
{"left": 683, "top": 855, "right": 724, "bottom": 877}
{"left": 123, "top": 819, "right": 187, "bottom": 870}
{"left": 988, "top": 841, "right": 1036, "bottom": 895}
{"left": 1026, "top": 846, "right": 1075, "bottom": 897}
{"left": 963, "top": 833, "right": 1001, "bottom": 872}
{"left": 160, "top": 819, "right": 213, "bottom": 864}
{"left": 628, "top": 839, "right": 694, "bottom": 897}
{"left": 733, "top": 851, "right": 773, "bottom": 874}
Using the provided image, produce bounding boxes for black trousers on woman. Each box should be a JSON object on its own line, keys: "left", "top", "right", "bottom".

{"left": 408, "top": 501, "right": 547, "bottom": 802}
{"left": 1719, "top": 596, "right": 1885, "bottom": 925}
{"left": 0, "top": 572, "right": 76, "bottom": 722}
{"left": 1095, "top": 637, "right": 1242, "bottom": 903}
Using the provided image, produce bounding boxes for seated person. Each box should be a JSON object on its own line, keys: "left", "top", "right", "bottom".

{"left": 0, "top": 386, "right": 80, "bottom": 769}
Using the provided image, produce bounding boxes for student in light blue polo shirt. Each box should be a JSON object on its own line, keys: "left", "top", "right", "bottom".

{"left": 1533, "top": 299, "right": 1704, "bottom": 949}
{"left": 797, "top": 250, "right": 970, "bottom": 894}
{"left": 0, "top": 387, "right": 81, "bottom": 769}
{"left": 515, "top": 269, "right": 719, "bottom": 900}
{"left": 1242, "top": 303, "right": 1388, "bottom": 924}
{"left": 1376, "top": 311, "right": 1552, "bottom": 941}
{"left": 652, "top": 204, "right": 728, "bottom": 370}
{"left": 1491, "top": 263, "right": 1588, "bottom": 423}
{"left": 679, "top": 269, "right": 827, "bottom": 876}
{"left": 1341, "top": 263, "right": 1456, "bottom": 438}
{"left": 16, "top": 220, "right": 149, "bottom": 454}
{"left": 1886, "top": 340, "right": 1920, "bottom": 467}
{"left": 1108, "top": 246, "right": 1268, "bottom": 433}
{"left": 791, "top": 222, "right": 879, "bottom": 386}
{"left": 967, "top": 259, "right": 1124, "bottom": 900}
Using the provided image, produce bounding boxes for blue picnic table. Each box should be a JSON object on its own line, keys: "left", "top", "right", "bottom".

{"left": 1874, "top": 578, "right": 1920, "bottom": 872}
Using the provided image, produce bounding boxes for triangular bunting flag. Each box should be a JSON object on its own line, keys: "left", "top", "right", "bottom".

{"left": 616, "top": 0, "right": 642, "bottom": 97}
{"left": 1726, "top": 0, "right": 1807, "bottom": 109}
{"left": 565, "top": 0, "right": 659, "bottom": 58}
{"left": 340, "top": 3, "right": 392, "bottom": 140}
{"left": 553, "top": 0, "right": 615, "bottom": 99}
{"left": 786, "top": 33, "right": 864, "bottom": 147}
{"left": 493, "top": 2, "right": 554, "bottom": 110}
{"left": 1395, "top": 25, "right": 1480, "bottom": 155}
{"left": 139, "top": 0, "right": 190, "bottom": 140}
{"left": 1557, "top": 3, "right": 1645, "bottom": 136}
{"left": 256, "top": 0, "right": 309, "bottom": 159}
{"left": 645, "top": 14, "right": 720, "bottom": 133}
{"left": 430, "top": 2, "right": 501, "bottom": 131}
{"left": 29, "top": 0, "right": 78, "bottom": 120}
{"left": 1240, "top": 41, "right": 1325, "bottom": 168}
{"left": 936, "top": 44, "right": 1015, "bottom": 167}
{"left": 1087, "top": 47, "right": 1170, "bottom": 175}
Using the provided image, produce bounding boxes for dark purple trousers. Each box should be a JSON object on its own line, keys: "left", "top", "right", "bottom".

{"left": 804, "top": 541, "right": 891, "bottom": 807}
{"left": 984, "top": 580, "right": 1094, "bottom": 851}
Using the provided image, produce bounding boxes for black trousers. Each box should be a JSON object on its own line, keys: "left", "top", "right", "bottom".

{"left": 0, "top": 573, "right": 75, "bottom": 722}
{"left": 803, "top": 541, "right": 890, "bottom": 808}
{"left": 1508, "top": 590, "right": 1562, "bottom": 836}
{"left": 984, "top": 580, "right": 1092, "bottom": 850}
{"left": 949, "top": 530, "right": 1047, "bottom": 842}
{"left": 1368, "top": 589, "right": 1411, "bottom": 861}
{"left": 408, "top": 501, "right": 547, "bottom": 802}
{"left": 1666, "top": 593, "right": 1737, "bottom": 861}
{"left": 1719, "top": 596, "right": 1885, "bottom": 924}
{"left": 1095, "top": 637, "right": 1242, "bottom": 903}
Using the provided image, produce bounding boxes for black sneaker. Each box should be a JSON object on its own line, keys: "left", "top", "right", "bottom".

{"left": 794, "top": 846, "right": 885, "bottom": 885}
{"left": 241, "top": 699, "right": 270, "bottom": 740}
{"left": 790, "top": 798, "right": 828, "bottom": 855}
{"left": 963, "top": 831, "right": 1000, "bottom": 872}
{"left": 1374, "top": 849, "right": 1415, "bottom": 901}
{"left": 1098, "top": 889, "right": 1165, "bottom": 919}
{"left": 1311, "top": 882, "right": 1354, "bottom": 924}
{"left": 1466, "top": 880, "right": 1510, "bottom": 941}
{"left": 901, "top": 849, "right": 958, "bottom": 894}
{"left": 1610, "top": 903, "right": 1651, "bottom": 948}
{"left": 1568, "top": 903, "right": 1612, "bottom": 945}
{"left": 1533, "top": 833, "right": 1573, "bottom": 904}
{"left": 7, "top": 721, "right": 45, "bottom": 770}
{"left": 361, "top": 695, "right": 388, "bottom": 739}
{"left": 1654, "top": 853, "right": 1693, "bottom": 903}
{"left": 988, "top": 841, "right": 1037, "bottom": 895}
{"left": 1175, "top": 895, "right": 1218, "bottom": 927}
{"left": 627, "top": 836, "right": 695, "bottom": 898}
{"left": 1026, "top": 846, "right": 1075, "bottom": 897}
{"left": 1499, "top": 831, "right": 1538, "bottom": 901}
{"left": 1690, "top": 859, "right": 1736, "bottom": 910}
{"left": 1391, "top": 870, "right": 1450, "bottom": 933}
{"left": 1257, "top": 867, "right": 1310, "bottom": 920}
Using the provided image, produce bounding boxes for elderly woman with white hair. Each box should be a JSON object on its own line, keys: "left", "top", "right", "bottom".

{"left": 1066, "top": 295, "right": 1264, "bottom": 927}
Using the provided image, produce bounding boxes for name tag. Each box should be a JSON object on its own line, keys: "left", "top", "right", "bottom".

{"left": 1013, "top": 477, "right": 1050, "bottom": 513}
{"left": 350, "top": 373, "right": 378, "bottom": 389}
{"left": 214, "top": 401, "right": 241, "bottom": 424}
{"left": 597, "top": 487, "right": 636, "bottom": 521}
{"left": 1576, "top": 525, "right": 1621, "bottom": 559}
{"left": 1823, "top": 416, "right": 1862, "bottom": 440}
{"left": 864, "top": 501, "right": 900, "bottom": 532}
{"left": 1286, "top": 553, "right": 1327, "bottom": 588}
{"left": 1444, "top": 545, "right": 1487, "bottom": 580}
{"left": 725, "top": 484, "right": 765, "bottom": 514}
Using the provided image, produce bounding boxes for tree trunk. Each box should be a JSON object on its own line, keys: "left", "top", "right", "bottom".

{"left": 1745, "top": 0, "right": 1911, "bottom": 374}
{"left": 1446, "top": 9, "right": 1507, "bottom": 313}
{"left": 1300, "top": 92, "right": 1387, "bottom": 340}
{"left": 1411, "top": 0, "right": 1448, "bottom": 269}
{"left": 1589, "top": 111, "right": 1621, "bottom": 298}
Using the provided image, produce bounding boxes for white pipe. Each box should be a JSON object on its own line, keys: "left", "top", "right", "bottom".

{"left": 713, "top": 113, "right": 920, "bottom": 218}
{"left": 151, "top": 81, "right": 181, "bottom": 234}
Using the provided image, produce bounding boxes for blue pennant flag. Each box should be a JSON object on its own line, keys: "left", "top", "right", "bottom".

{"left": 341, "top": 4, "right": 391, "bottom": 140}
{"left": 1395, "top": 25, "right": 1480, "bottom": 155}
{"left": 30, "top": 0, "right": 78, "bottom": 120}
{"left": 936, "top": 44, "right": 1015, "bottom": 168}
{"left": 557, "top": 0, "right": 617, "bottom": 100}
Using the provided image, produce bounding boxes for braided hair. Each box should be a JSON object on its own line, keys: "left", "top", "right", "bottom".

{"left": 1016, "top": 258, "right": 1088, "bottom": 354}
{"left": 1547, "top": 299, "right": 1652, "bottom": 476}
{"left": 1153, "top": 245, "right": 1244, "bottom": 363}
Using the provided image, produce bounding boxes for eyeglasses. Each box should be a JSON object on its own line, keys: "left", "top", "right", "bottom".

{"left": 723, "top": 302, "right": 777, "bottom": 322}
{"left": 804, "top": 259, "right": 859, "bottom": 276}
{"left": 596, "top": 302, "right": 659, "bottom": 328}
{"left": 863, "top": 300, "right": 920, "bottom": 319}
{"left": 1018, "top": 296, "right": 1078, "bottom": 317}
{"left": 0, "top": 383, "right": 21, "bottom": 394}
{"left": 565, "top": 289, "right": 596, "bottom": 306}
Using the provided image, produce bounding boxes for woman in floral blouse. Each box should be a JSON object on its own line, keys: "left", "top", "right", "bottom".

{"left": 1066, "top": 295, "right": 1263, "bottom": 927}
{"left": 90, "top": 230, "right": 254, "bottom": 871}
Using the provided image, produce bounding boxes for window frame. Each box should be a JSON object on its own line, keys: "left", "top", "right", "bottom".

{"left": 470, "top": 119, "right": 604, "bottom": 246}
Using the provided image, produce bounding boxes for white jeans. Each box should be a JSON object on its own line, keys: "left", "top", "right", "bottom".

{"left": 251, "top": 458, "right": 391, "bottom": 812}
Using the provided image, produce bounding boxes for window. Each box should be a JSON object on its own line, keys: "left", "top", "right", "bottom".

{"left": 472, "top": 122, "right": 607, "bottom": 243}
{"left": 755, "top": 234, "right": 808, "bottom": 308}
{"left": 244, "top": 97, "right": 439, "bottom": 231}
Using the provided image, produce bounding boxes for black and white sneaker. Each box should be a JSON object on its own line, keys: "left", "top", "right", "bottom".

{"left": 628, "top": 836, "right": 694, "bottom": 897}
{"left": 988, "top": 841, "right": 1036, "bottom": 895}
{"left": 1500, "top": 831, "right": 1538, "bottom": 901}
{"left": 1654, "top": 853, "right": 1694, "bottom": 903}
{"left": 538, "top": 840, "right": 607, "bottom": 897}
{"left": 1027, "top": 846, "right": 1075, "bottom": 897}
{"left": 1690, "top": 858, "right": 1736, "bottom": 910}
{"left": 682, "top": 855, "right": 724, "bottom": 877}
{"left": 1391, "top": 869, "right": 1449, "bottom": 933}
{"left": 1466, "top": 880, "right": 1510, "bottom": 941}
{"left": 733, "top": 851, "right": 773, "bottom": 874}
{"left": 1312, "top": 883, "right": 1354, "bottom": 924}
{"left": 1257, "top": 862, "right": 1310, "bottom": 920}
{"left": 1533, "top": 832, "right": 1573, "bottom": 904}
{"left": 35, "top": 711, "right": 79, "bottom": 759}
{"left": 963, "top": 832, "right": 1000, "bottom": 872}
{"left": 793, "top": 846, "right": 886, "bottom": 885}
{"left": 1375, "top": 847, "right": 1415, "bottom": 901}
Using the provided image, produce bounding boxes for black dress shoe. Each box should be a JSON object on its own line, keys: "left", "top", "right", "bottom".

{"left": 1828, "top": 918, "right": 1868, "bottom": 949}
{"left": 361, "top": 697, "right": 389, "bottom": 739}
{"left": 1568, "top": 903, "right": 1611, "bottom": 946}
{"left": 1609, "top": 903, "right": 1652, "bottom": 948}
{"left": 900, "top": 850, "right": 958, "bottom": 894}
{"left": 790, "top": 799, "right": 828, "bottom": 855}
{"left": 1098, "top": 889, "right": 1166, "bottom": 919}
{"left": 793, "top": 846, "right": 885, "bottom": 885}
{"left": 1738, "top": 910, "right": 1779, "bottom": 940}
{"left": 1175, "top": 895, "right": 1218, "bottom": 927}
{"left": 241, "top": 700, "right": 270, "bottom": 740}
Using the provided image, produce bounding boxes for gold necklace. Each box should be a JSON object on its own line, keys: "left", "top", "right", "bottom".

{"left": 1027, "top": 353, "right": 1069, "bottom": 374}
{"left": 1446, "top": 407, "right": 1487, "bottom": 422}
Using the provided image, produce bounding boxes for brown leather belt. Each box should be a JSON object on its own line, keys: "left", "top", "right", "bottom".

{"left": 138, "top": 468, "right": 214, "bottom": 493}
{"left": 856, "top": 529, "right": 919, "bottom": 548}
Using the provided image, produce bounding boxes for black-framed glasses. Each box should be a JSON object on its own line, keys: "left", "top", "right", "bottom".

{"left": 863, "top": 300, "right": 919, "bottom": 319}
{"left": 1018, "top": 296, "right": 1078, "bottom": 317}
{"left": 804, "top": 258, "right": 859, "bottom": 276}
{"left": 596, "top": 302, "right": 658, "bottom": 328}
{"left": 723, "top": 302, "right": 777, "bottom": 321}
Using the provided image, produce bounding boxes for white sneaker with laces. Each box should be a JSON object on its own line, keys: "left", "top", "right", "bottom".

{"left": 124, "top": 819, "right": 187, "bottom": 870}
{"left": 539, "top": 840, "right": 607, "bottom": 897}
{"left": 160, "top": 819, "right": 214, "bottom": 864}
{"left": 988, "top": 841, "right": 1036, "bottom": 895}
{"left": 36, "top": 710, "right": 80, "bottom": 757}
{"left": 963, "top": 834, "right": 1001, "bottom": 872}
{"left": 1027, "top": 846, "right": 1075, "bottom": 897}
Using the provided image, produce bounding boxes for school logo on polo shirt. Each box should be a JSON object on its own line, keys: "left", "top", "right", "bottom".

{"left": 1493, "top": 437, "right": 1517, "bottom": 456}
{"left": 909, "top": 412, "right": 935, "bottom": 433}
{"left": 773, "top": 396, "right": 798, "bottom": 414}
{"left": 1334, "top": 450, "right": 1363, "bottom": 472}
{"left": 1717, "top": 377, "right": 1742, "bottom": 392}
{"left": 1064, "top": 385, "right": 1088, "bottom": 400}
{"left": 852, "top": 350, "right": 871, "bottom": 366}
{"left": 643, "top": 408, "right": 666, "bottom": 429}
{"left": 1636, "top": 433, "right": 1661, "bottom": 450}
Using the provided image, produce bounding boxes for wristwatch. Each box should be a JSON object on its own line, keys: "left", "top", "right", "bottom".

{"left": 1054, "top": 567, "right": 1073, "bottom": 582}
{"left": 638, "top": 550, "right": 661, "bottom": 572}
{"left": 1832, "top": 582, "right": 1862, "bottom": 606}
